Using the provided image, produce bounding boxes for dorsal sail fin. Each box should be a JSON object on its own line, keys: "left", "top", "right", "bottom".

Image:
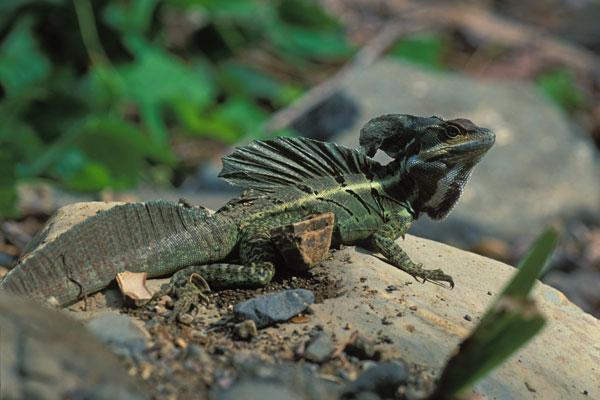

{"left": 219, "top": 137, "right": 381, "bottom": 191}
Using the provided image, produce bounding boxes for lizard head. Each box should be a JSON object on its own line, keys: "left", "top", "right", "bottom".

{"left": 360, "top": 114, "right": 495, "bottom": 219}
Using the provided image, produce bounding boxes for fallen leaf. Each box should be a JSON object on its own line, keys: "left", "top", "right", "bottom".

{"left": 116, "top": 271, "right": 152, "bottom": 306}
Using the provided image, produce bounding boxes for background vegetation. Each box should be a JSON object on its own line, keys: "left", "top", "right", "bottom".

{"left": 0, "top": 0, "right": 588, "bottom": 217}
{"left": 0, "top": 0, "right": 355, "bottom": 216}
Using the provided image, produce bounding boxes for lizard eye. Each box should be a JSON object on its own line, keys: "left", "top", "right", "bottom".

{"left": 445, "top": 125, "right": 461, "bottom": 138}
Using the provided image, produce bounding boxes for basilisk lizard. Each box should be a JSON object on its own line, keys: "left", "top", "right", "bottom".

{"left": 0, "top": 114, "right": 494, "bottom": 310}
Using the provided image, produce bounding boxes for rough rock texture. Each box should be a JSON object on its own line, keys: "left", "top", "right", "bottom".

{"left": 329, "top": 59, "right": 600, "bottom": 246}
{"left": 266, "top": 237, "right": 599, "bottom": 399}
{"left": 0, "top": 293, "right": 147, "bottom": 399}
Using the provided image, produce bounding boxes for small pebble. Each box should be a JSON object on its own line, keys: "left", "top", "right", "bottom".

{"left": 235, "top": 320, "right": 258, "bottom": 340}
{"left": 175, "top": 337, "right": 188, "bottom": 349}
{"left": 345, "top": 335, "right": 378, "bottom": 360}
{"left": 385, "top": 285, "right": 399, "bottom": 292}
{"left": 304, "top": 331, "right": 335, "bottom": 363}
{"left": 154, "top": 305, "right": 168, "bottom": 315}
{"left": 464, "top": 314, "right": 472, "bottom": 322}
{"left": 408, "top": 305, "right": 417, "bottom": 311}
{"left": 178, "top": 313, "right": 194, "bottom": 325}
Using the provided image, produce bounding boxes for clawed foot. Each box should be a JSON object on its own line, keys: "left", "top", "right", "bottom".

{"left": 409, "top": 263, "right": 454, "bottom": 288}
{"left": 152, "top": 272, "right": 212, "bottom": 321}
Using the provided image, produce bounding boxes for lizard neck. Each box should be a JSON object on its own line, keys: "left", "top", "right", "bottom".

{"left": 375, "top": 160, "right": 419, "bottom": 217}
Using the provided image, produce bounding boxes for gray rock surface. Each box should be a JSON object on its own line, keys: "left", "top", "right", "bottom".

{"left": 267, "top": 236, "right": 600, "bottom": 399}
{"left": 217, "top": 362, "right": 340, "bottom": 400}
{"left": 233, "top": 288, "right": 315, "bottom": 328}
{"left": 86, "top": 313, "right": 150, "bottom": 359}
{"left": 328, "top": 59, "right": 600, "bottom": 246}
{"left": 342, "top": 361, "right": 409, "bottom": 399}
{"left": 0, "top": 293, "right": 147, "bottom": 399}
{"left": 304, "top": 331, "right": 336, "bottom": 363}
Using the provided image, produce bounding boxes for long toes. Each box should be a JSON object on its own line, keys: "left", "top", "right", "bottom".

{"left": 427, "top": 269, "right": 454, "bottom": 288}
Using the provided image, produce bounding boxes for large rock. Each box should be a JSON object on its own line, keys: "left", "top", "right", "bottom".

{"left": 271, "top": 236, "right": 600, "bottom": 399}
{"left": 0, "top": 293, "right": 147, "bottom": 399}
{"left": 329, "top": 59, "right": 600, "bottom": 246}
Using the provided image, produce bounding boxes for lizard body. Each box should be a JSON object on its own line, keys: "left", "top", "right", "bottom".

{"left": 0, "top": 115, "right": 494, "bottom": 307}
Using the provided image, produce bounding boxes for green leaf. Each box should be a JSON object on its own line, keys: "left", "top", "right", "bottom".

{"left": 33, "top": 116, "right": 173, "bottom": 192}
{"left": 267, "top": 22, "right": 353, "bottom": 59}
{"left": 0, "top": 147, "right": 19, "bottom": 217}
{"left": 172, "top": 99, "right": 241, "bottom": 143}
{"left": 215, "top": 96, "right": 267, "bottom": 135}
{"left": 103, "top": 0, "right": 158, "bottom": 35}
{"left": 168, "top": 0, "right": 260, "bottom": 18}
{"left": 0, "top": 17, "right": 51, "bottom": 96}
{"left": 433, "top": 228, "right": 558, "bottom": 398}
{"left": 536, "top": 70, "right": 585, "bottom": 112}
{"left": 67, "top": 116, "right": 174, "bottom": 189}
{"left": 277, "top": 0, "right": 339, "bottom": 29}
{"left": 0, "top": 0, "right": 65, "bottom": 28}
{"left": 218, "top": 63, "right": 301, "bottom": 106}
{"left": 118, "top": 40, "right": 215, "bottom": 144}
{"left": 81, "top": 65, "right": 128, "bottom": 111}
{"left": 52, "top": 149, "right": 111, "bottom": 192}
{"left": 390, "top": 33, "right": 445, "bottom": 70}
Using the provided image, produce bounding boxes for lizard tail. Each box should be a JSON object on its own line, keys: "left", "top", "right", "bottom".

{"left": 0, "top": 200, "right": 238, "bottom": 306}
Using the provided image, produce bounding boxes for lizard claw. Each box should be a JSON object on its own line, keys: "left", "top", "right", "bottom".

{"left": 410, "top": 264, "right": 454, "bottom": 289}
{"left": 153, "top": 272, "right": 212, "bottom": 322}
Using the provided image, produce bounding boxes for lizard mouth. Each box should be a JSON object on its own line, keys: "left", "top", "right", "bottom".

{"left": 450, "top": 128, "right": 495, "bottom": 154}
{"left": 421, "top": 128, "right": 495, "bottom": 163}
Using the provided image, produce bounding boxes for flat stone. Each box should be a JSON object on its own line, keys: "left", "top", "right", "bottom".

{"left": 233, "top": 289, "right": 315, "bottom": 328}
{"left": 0, "top": 293, "right": 147, "bottom": 399}
{"left": 86, "top": 313, "right": 150, "bottom": 359}
{"left": 329, "top": 59, "right": 600, "bottom": 246}
{"left": 273, "top": 236, "right": 600, "bottom": 399}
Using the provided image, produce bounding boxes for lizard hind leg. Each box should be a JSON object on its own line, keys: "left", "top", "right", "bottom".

{"left": 156, "top": 262, "right": 276, "bottom": 320}
{"left": 158, "top": 225, "right": 279, "bottom": 321}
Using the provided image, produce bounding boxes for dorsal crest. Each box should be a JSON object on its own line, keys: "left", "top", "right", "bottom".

{"left": 219, "top": 137, "right": 380, "bottom": 192}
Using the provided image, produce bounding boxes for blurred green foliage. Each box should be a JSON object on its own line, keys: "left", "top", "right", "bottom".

{"left": 536, "top": 69, "right": 585, "bottom": 112}
{"left": 0, "top": 0, "right": 353, "bottom": 216}
{"left": 390, "top": 33, "right": 446, "bottom": 70}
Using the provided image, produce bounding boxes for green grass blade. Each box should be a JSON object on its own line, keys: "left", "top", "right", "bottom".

{"left": 503, "top": 227, "right": 559, "bottom": 298}
{"left": 432, "top": 227, "right": 558, "bottom": 398}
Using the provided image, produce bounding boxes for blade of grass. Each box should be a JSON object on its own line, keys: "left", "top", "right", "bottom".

{"left": 432, "top": 228, "right": 558, "bottom": 398}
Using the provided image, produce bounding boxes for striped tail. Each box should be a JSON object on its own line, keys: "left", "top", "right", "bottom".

{"left": 0, "top": 201, "right": 238, "bottom": 306}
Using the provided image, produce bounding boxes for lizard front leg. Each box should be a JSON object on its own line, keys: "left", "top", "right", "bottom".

{"left": 371, "top": 209, "right": 454, "bottom": 288}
